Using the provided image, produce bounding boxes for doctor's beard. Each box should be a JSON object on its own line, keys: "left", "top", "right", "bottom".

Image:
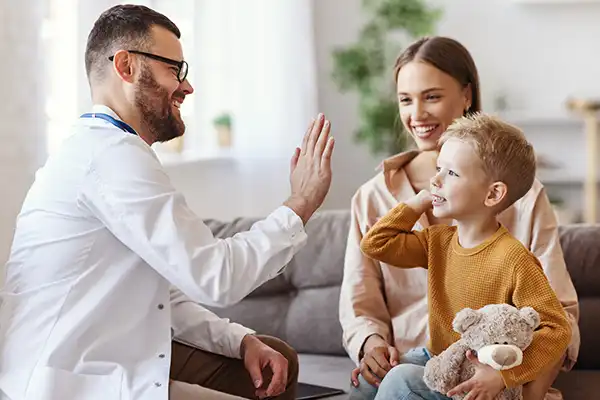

{"left": 134, "top": 64, "right": 185, "bottom": 143}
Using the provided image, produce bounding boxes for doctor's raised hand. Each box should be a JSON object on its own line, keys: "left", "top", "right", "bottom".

{"left": 284, "top": 113, "right": 335, "bottom": 225}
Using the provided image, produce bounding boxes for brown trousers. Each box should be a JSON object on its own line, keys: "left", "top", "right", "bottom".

{"left": 170, "top": 335, "right": 298, "bottom": 400}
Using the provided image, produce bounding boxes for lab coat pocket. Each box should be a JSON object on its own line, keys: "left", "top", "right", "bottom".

{"left": 26, "top": 366, "right": 123, "bottom": 400}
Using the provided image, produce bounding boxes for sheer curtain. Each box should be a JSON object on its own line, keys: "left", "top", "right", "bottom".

{"left": 170, "top": 0, "right": 319, "bottom": 219}
{"left": 229, "top": 0, "right": 318, "bottom": 156}
{"left": 0, "top": 1, "right": 46, "bottom": 280}
{"left": 227, "top": 0, "right": 319, "bottom": 216}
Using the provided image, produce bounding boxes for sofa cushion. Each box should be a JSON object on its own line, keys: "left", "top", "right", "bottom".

{"left": 558, "top": 224, "right": 600, "bottom": 370}
{"left": 204, "top": 210, "right": 350, "bottom": 355}
{"left": 298, "top": 354, "right": 354, "bottom": 394}
{"left": 204, "top": 215, "right": 293, "bottom": 296}
{"left": 575, "top": 297, "right": 600, "bottom": 369}
{"left": 559, "top": 224, "right": 600, "bottom": 298}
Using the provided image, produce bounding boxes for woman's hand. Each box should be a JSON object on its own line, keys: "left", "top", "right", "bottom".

{"left": 351, "top": 335, "right": 400, "bottom": 388}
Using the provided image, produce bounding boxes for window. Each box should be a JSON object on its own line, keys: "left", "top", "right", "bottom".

{"left": 41, "top": 0, "right": 78, "bottom": 156}
{"left": 42, "top": 0, "right": 233, "bottom": 160}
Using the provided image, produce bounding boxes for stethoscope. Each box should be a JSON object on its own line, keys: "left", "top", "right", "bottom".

{"left": 80, "top": 113, "right": 137, "bottom": 135}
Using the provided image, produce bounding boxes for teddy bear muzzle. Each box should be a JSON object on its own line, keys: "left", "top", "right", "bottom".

{"left": 476, "top": 344, "right": 523, "bottom": 370}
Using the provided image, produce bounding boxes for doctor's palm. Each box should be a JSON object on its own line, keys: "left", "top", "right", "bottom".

{"left": 286, "top": 114, "right": 334, "bottom": 224}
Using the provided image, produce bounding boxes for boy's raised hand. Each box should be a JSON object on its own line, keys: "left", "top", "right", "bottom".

{"left": 405, "top": 189, "right": 433, "bottom": 215}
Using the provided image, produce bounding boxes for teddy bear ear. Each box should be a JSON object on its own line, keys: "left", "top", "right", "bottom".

{"left": 519, "top": 307, "right": 541, "bottom": 329}
{"left": 453, "top": 308, "right": 481, "bottom": 334}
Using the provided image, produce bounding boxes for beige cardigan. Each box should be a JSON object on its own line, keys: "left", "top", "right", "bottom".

{"left": 339, "top": 151, "right": 580, "bottom": 372}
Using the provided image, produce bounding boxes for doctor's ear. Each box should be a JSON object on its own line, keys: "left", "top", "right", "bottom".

{"left": 110, "top": 50, "right": 136, "bottom": 83}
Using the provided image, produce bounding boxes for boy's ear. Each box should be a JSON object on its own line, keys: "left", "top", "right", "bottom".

{"left": 484, "top": 181, "right": 508, "bottom": 208}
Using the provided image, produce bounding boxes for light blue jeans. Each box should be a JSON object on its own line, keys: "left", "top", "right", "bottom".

{"left": 348, "top": 347, "right": 451, "bottom": 400}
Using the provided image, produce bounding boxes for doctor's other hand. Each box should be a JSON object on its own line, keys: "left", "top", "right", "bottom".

{"left": 284, "top": 113, "right": 335, "bottom": 225}
{"left": 241, "top": 334, "right": 288, "bottom": 399}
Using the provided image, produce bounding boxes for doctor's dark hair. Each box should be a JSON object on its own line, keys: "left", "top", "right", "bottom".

{"left": 85, "top": 4, "right": 180, "bottom": 82}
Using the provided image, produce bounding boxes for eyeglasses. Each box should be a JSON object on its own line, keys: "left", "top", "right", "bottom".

{"left": 108, "top": 50, "right": 189, "bottom": 83}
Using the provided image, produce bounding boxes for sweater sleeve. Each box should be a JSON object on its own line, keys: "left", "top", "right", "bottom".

{"left": 500, "top": 251, "right": 572, "bottom": 388}
{"left": 359, "top": 203, "right": 429, "bottom": 268}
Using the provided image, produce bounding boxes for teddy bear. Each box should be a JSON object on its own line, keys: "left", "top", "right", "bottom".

{"left": 423, "top": 304, "right": 540, "bottom": 400}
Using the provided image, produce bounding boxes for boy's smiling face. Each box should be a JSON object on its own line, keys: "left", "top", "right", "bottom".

{"left": 430, "top": 138, "right": 493, "bottom": 220}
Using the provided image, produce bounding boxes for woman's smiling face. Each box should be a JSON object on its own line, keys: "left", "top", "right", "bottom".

{"left": 396, "top": 61, "right": 471, "bottom": 151}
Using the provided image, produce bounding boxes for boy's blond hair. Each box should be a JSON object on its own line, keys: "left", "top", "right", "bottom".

{"left": 439, "top": 113, "right": 536, "bottom": 210}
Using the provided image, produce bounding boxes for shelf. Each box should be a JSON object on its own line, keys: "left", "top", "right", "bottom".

{"left": 495, "top": 110, "right": 582, "bottom": 128}
{"left": 512, "top": 0, "right": 600, "bottom": 3}
{"left": 155, "top": 148, "right": 236, "bottom": 167}
{"left": 538, "top": 172, "right": 600, "bottom": 185}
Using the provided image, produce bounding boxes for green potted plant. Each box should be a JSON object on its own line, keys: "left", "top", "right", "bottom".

{"left": 331, "top": 0, "right": 441, "bottom": 156}
{"left": 213, "top": 112, "right": 233, "bottom": 148}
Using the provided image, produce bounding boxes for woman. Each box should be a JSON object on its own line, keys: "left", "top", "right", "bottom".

{"left": 340, "top": 36, "right": 580, "bottom": 400}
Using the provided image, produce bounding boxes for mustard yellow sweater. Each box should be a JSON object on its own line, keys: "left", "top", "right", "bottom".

{"left": 360, "top": 203, "right": 571, "bottom": 388}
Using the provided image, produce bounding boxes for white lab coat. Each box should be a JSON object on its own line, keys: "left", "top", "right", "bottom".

{"left": 0, "top": 105, "right": 307, "bottom": 400}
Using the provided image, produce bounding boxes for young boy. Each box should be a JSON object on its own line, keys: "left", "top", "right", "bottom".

{"left": 359, "top": 113, "right": 571, "bottom": 399}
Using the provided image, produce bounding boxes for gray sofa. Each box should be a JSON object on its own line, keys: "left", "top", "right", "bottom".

{"left": 205, "top": 210, "right": 600, "bottom": 399}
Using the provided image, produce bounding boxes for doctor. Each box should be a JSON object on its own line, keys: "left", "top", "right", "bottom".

{"left": 0, "top": 4, "right": 334, "bottom": 400}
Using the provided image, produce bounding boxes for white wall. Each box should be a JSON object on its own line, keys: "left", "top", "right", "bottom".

{"left": 0, "top": 2, "right": 46, "bottom": 283}
{"left": 436, "top": 0, "right": 600, "bottom": 113}
{"left": 311, "top": 0, "right": 600, "bottom": 217}
{"left": 165, "top": 156, "right": 293, "bottom": 221}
